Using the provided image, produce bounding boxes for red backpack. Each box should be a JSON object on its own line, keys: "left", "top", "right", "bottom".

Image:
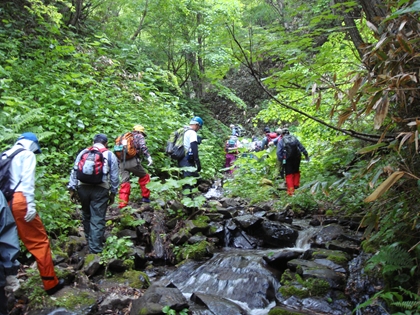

{"left": 77, "top": 147, "right": 109, "bottom": 184}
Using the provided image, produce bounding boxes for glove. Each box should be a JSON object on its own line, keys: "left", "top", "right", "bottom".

{"left": 108, "top": 193, "right": 116, "bottom": 206}
{"left": 147, "top": 156, "right": 153, "bottom": 166}
{"left": 25, "top": 203, "right": 37, "bottom": 222}
{"left": 69, "top": 188, "right": 79, "bottom": 203}
{"left": 195, "top": 159, "right": 202, "bottom": 172}
{"left": 305, "top": 155, "right": 310, "bottom": 162}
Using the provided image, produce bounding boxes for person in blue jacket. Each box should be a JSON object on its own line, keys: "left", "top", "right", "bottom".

{"left": 0, "top": 191, "right": 20, "bottom": 315}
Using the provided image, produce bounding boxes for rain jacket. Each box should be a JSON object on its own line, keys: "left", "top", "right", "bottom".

{"left": 0, "top": 191, "right": 20, "bottom": 287}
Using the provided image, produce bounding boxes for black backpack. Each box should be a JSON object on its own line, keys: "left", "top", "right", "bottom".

{"left": 282, "top": 135, "right": 299, "bottom": 160}
{"left": 165, "top": 127, "right": 190, "bottom": 160}
{"left": 0, "top": 148, "right": 26, "bottom": 201}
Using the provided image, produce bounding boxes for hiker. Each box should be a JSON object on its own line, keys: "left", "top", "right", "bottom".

{"left": 276, "top": 128, "right": 309, "bottom": 196}
{"left": 68, "top": 134, "right": 119, "bottom": 254}
{"left": 118, "top": 125, "right": 153, "bottom": 207}
{"left": 230, "top": 124, "right": 241, "bottom": 137}
{"left": 179, "top": 117, "right": 203, "bottom": 191}
{"left": 261, "top": 127, "right": 278, "bottom": 149}
{"left": 3, "top": 132, "right": 64, "bottom": 295}
{"left": 0, "top": 191, "right": 20, "bottom": 315}
{"left": 225, "top": 135, "right": 239, "bottom": 174}
{"left": 268, "top": 128, "right": 283, "bottom": 147}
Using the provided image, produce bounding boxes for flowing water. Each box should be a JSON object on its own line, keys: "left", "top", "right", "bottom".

{"left": 161, "top": 223, "right": 322, "bottom": 314}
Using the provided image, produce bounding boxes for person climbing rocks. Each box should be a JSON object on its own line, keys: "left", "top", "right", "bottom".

{"left": 179, "top": 117, "right": 203, "bottom": 193}
{"left": 3, "top": 132, "right": 65, "bottom": 295}
{"left": 118, "top": 125, "right": 153, "bottom": 207}
{"left": 276, "top": 128, "right": 309, "bottom": 196}
{"left": 261, "top": 126, "right": 278, "bottom": 149}
{"left": 0, "top": 191, "right": 20, "bottom": 315}
{"left": 68, "top": 134, "right": 120, "bottom": 254}
{"left": 225, "top": 135, "right": 240, "bottom": 174}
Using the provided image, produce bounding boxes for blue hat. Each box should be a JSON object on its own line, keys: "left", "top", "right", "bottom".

{"left": 18, "top": 132, "right": 41, "bottom": 154}
{"left": 189, "top": 116, "right": 204, "bottom": 127}
{"left": 93, "top": 134, "right": 108, "bottom": 143}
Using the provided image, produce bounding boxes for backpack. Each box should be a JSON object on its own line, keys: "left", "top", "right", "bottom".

{"left": 226, "top": 137, "right": 238, "bottom": 153}
{"left": 282, "top": 135, "right": 299, "bottom": 160}
{"left": 165, "top": 127, "right": 189, "bottom": 160}
{"left": 114, "top": 132, "right": 137, "bottom": 161}
{"left": 267, "top": 132, "right": 278, "bottom": 141}
{"left": 0, "top": 148, "right": 26, "bottom": 201}
{"left": 76, "top": 147, "right": 109, "bottom": 184}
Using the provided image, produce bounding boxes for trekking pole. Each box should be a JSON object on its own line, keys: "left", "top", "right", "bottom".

{"left": 122, "top": 139, "right": 127, "bottom": 169}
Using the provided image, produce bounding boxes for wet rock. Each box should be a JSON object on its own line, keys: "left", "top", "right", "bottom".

{"left": 328, "top": 239, "right": 360, "bottom": 255}
{"left": 188, "top": 234, "right": 207, "bottom": 244}
{"left": 313, "top": 224, "right": 344, "bottom": 245}
{"left": 220, "top": 197, "right": 240, "bottom": 208}
{"left": 117, "top": 229, "right": 137, "bottom": 239}
{"left": 263, "top": 250, "right": 302, "bottom": 270}
{"left": 191, "top": 292, "right": 247, "bottom": 315}
{"left": 313, "top": 258, "right": 347, "bottom": 273}
{"left": 256, "top": 220, "right": 299, "bottom": 248}
{"left": 233, "top": 214, "right": 263, "bottom": 229}
{"left": 107, "top": 259, "right": 128, "bottom": 273}
{"left": 83, "top": 254, "right": 102, "bottom": 277}
{"left": 132, "top": 247, "right": 147, "bottom": 269}
{"left": 185, "top": 219, "right": 209, "bottom": 234}
{"left": 287, "top": 259, "right": 347, "bottom": 289}
{"left": 217, "top": 206, "right": 238, "bottom": 218}
{"left": 130, "top": 283, "right": 188, "bottom": 315}
{"left": 162, "top": 251, "right": 279, "bottom": 309}
{"left": 170, "top": 230, "right": 191, "bottom": 245}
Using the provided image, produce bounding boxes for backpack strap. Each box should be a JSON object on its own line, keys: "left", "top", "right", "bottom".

{"left": 2, "top": 148, "right": 27, "bottom": 201}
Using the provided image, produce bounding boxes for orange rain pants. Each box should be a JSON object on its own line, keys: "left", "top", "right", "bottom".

{"left": 10, "top": 192, "right": 59, "bottom": 291}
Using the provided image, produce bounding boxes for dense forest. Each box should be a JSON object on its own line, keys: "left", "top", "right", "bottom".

{"left": 0, "top": 0, "right": 419, "bottom": 314}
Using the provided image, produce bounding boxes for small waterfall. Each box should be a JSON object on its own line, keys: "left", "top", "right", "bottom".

{"left": 204, "top": 178, "right": 224, "bottom": 199}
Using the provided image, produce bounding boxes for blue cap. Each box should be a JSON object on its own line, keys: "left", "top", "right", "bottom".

{"left": 18, "top": 132, "right": 41, "bottom": 154}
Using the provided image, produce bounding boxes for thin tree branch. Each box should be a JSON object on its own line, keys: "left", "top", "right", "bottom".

{"left": 225, "top": 24, "right": 395, "bottom": 144}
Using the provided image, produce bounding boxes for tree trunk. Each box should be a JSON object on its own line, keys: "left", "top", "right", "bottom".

{"left": 333, "top": 0, "right": 365, "bottom": 60}
{"left": 69, "top": 0, "right": 83, "bottom": 28}
{"left": 357, "top": 0, "right": 387, "bottom": 27}
{"left": 131, "top": 0, "right": 149, "bottom": 41}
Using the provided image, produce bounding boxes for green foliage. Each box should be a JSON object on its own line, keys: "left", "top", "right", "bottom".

{"left": 365, "top": 244, "right": 416, "bottom": 286}
{"left": 355, "top": 286, "right": 420, "bottom": 315}
{"left": 100, "top": 236, "right": 134, "bottom": 265}
{"left": 162, "top": 306, "right": 189, "bottom": 315}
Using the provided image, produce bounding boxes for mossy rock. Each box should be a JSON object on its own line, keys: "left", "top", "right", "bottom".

{"left": 175, "top": 240, "right": 212, "bottom": 262}
{"left": 121, "top": 270, "right": 150, "bottom": 289}
{"left": 268, "top": 306, "right": 308, "bottom": 315}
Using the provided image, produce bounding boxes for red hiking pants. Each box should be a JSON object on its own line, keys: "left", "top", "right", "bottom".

{"left": 285, "top": 172, "right": 301, "bottom": 196}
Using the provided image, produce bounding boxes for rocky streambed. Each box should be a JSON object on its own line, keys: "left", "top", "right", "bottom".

{"left": 8, "top": 188, "right": 387, "bottom": 315}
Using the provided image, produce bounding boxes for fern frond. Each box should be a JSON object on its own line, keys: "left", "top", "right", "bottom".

{"left": 366, "top": 245, "right": 414, "bottom": 276}
{"left": 392, "top": 300, "right": 420, "bottom": 310}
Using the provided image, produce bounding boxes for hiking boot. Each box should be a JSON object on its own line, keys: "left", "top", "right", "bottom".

{"left": 46, "top": 279, "right": 65, "bottom": 296}
{"left": 141, "top": 197, "right": 151, "bottom": 203}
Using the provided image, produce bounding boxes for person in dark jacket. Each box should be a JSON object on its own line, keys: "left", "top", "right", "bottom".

{"left": 0, "top": 191, "right": 20, "bottom": 315}
{"left": 276, "top": 128, "right": 309, "bottom": 196}
{"left": 178, "top": 117, "right": 203, "bottom": 193}
{"left": 68, "top": 134, "right": 120, "bottom": 254}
